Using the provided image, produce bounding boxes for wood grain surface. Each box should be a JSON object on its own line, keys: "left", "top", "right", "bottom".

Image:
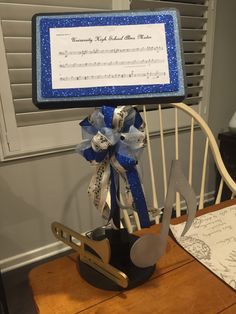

{"left": 29, "top": 199, "right": 236, "bottom": 314}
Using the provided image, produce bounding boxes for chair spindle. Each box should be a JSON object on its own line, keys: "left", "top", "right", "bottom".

{"left": 143, "top": 105, "right": 159, "bottom": 211}
{"left": 175, "top": 107, "right": 181, "bottom": 217}
{"left": 189, "top": 117, "right": 195, "bottom": 186}
{"left": 158, "top": 104, "right": 167, "bottom": 198}
{"left": 199, "top": 137, "right": 209, "bottom": 209}
{"left": 215, "top": 178, "right": 224, "bottom": 204}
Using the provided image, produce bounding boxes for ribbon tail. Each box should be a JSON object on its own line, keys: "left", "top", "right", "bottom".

{"left": 109, "top": 166, "right": 120, "bottom": 229}
{"left": 126, "top": 168, "right": 151, "bottom": 228}
{"left": 88, "top": 158, "right": 110, "bottom": 219}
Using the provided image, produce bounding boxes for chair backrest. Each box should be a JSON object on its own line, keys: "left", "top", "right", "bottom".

{"left": 121, "top": 102, "right": 236, "bottom": 232}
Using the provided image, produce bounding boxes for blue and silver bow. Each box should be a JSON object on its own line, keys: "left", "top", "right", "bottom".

{"left": 76, "top": 105, "right": 151, "bottom": 229}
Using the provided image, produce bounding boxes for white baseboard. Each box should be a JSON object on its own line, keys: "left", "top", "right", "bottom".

{"left": 0, "top": 191, "right": 216, "bottom": 273}
{"left": 0, "top": 240, "right": 70, "bottom": 273}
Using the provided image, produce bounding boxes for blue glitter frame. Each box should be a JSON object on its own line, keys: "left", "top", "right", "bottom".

{"left": 32, "top": 10, "right": 186, "bottom": 108}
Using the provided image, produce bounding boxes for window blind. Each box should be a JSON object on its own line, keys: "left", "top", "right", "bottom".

{"left": 130, "top": 0, "right": 209, "bottom": 108}
{"left": 0, "top": 0, "right": 215, "bottom": 160}
{"left": 0, "top": 0, "right": 211, "bottom": 127}
{"left": 0, "top": 0, "right": 112, "bottom": 127}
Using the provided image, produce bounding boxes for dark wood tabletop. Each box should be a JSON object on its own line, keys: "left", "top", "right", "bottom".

{"left": 29, "top": 199, "right": 236, "bottom": 314}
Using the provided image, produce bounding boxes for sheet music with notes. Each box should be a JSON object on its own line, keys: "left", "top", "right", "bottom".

{"left": 32, "top": 10, "right": 186, "bottom": 108}
{"left": 50, "top": 23, "right": 170, "bottom": 89}
{"left": 170, "top": 204, "right": 236, "bottom": 290}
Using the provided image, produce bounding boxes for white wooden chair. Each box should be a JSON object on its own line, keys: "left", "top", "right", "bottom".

{"left": 121, "top": 102, "right": 236, "bottom": 233}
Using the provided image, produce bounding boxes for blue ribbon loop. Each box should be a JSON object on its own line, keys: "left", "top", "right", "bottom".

{"left": 76, "top": 106, "right": 151, "bottom": 229}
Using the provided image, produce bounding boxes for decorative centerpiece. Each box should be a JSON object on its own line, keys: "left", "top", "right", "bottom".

{"left": 32, "top": 9, "right": 197, "bottom": 290}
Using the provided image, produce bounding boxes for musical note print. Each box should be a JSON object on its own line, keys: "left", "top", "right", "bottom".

{"left": 59, "top": 58, "right": 164, "bottom": 69}
{"left": 59, "top": 71, "right": 166, "bottom": 82}
{"left": 58, "top": 46, "right": 164, "bottom": 57}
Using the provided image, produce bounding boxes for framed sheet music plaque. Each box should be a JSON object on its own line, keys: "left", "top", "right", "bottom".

{"left": 32, "top": 9, "right": 186, "bottom": 109}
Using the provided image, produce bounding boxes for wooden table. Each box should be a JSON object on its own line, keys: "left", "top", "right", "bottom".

{"left": 29, "top": 199, "right": 236, "bottom": 314}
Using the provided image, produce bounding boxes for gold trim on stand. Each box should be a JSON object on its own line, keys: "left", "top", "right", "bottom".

{"left": 51, "top": 222, "right": 129, "bottom": 288}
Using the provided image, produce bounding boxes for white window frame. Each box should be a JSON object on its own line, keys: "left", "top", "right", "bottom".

{"left": 0, "top": 0, "right": 216, "bottom": 161}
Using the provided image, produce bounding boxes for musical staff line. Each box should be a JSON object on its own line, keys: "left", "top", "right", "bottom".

{"left": 59, "top": 71, "right": 166, "bottom": 82}
{"left": 59, "top": 58, "right": 164, "bottom": 68}
{"left": 59, "top": 46, "right": 163, "bottom": 57}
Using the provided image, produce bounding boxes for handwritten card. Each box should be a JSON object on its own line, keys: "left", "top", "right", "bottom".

{"left": 170, "top": 205, "right": 236, "bottom": 290}
{"left": 50, "top": 24, "right": 170, "bottom": 89}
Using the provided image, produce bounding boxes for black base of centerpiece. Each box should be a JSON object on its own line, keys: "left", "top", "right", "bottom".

{"left": 77, "top": 228, "right": 155, "bottom": 291}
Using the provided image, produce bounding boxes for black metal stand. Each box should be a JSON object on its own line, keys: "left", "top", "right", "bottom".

{"left": 217, "top": 132, "right": 236, "bottom": 200}
{"left": 77, "top": 229, "right": 155, "bottom": 291}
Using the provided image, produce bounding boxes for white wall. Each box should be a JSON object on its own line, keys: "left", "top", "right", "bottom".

{"left": 0, "top": 152, "right": 104, "bottom": 267}
{"left": 205, "top": 0, "right": 236, "bottom": 195}
{"left": 208, "top": 0, "right": 236, "bottom": 135}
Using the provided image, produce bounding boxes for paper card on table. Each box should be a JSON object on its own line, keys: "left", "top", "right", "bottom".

{"left": 170, "top": 205, "right": 236, "bottom": 290}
